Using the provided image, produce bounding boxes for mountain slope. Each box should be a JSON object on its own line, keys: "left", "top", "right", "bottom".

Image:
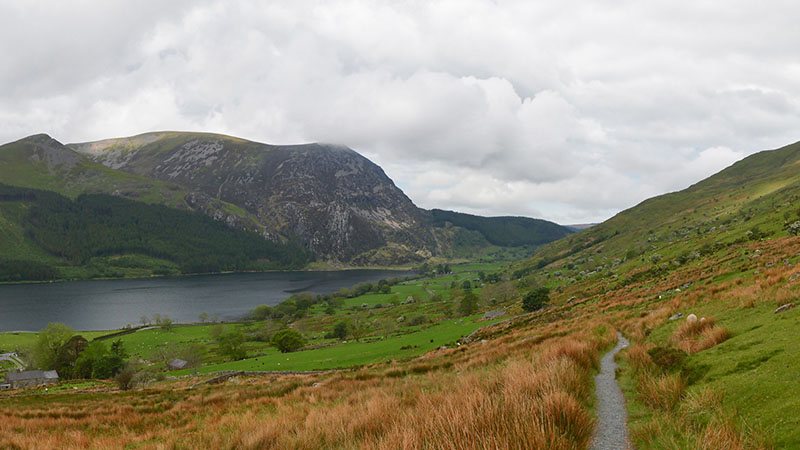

{"left": 0, "top": 184, "right": 310, "bottom": 281}
{"left": 501, "top": 139, "right": 800, "bottom": 447}
{"left": 521, "top": 139, "right": 800, "bottom": 273}
{"left": 0, "top": 132, "right": 571, "bottom": 273}
{"left": 68, "top": 132, "right": 437, "bottom": 264}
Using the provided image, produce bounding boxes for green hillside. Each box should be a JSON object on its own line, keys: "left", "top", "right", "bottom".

{"left": 429, "top": 208, "right": 573, "bottom": 247}
{"left": 506, "top": 139, "right": 800, "bottom": 447}
{"left": 0, "top": 134, "right": 187, "bottom": 205}
{"left": 0, "top": 184, "right": 310, "bottom": 281}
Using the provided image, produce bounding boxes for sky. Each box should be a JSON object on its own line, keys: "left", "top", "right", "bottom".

{"left": 2, "top": 1, "right": 800, "bottom": 224}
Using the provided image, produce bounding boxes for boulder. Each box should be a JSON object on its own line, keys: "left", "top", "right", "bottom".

{"left": 686, "top": 313, "right": 698, "bottom": 323}
{"left": 775, "top": 303, "right": 796, "bottom": 314}
{"left": 669, "top": 313, "right": 684, "bottom": 321}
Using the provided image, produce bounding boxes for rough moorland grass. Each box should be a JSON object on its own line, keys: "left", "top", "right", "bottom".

{"left": 0, "top": 312, "right": 614, "bottom": 448}
{"left": 623, "top": 295, "right": 798, "bottom": 448}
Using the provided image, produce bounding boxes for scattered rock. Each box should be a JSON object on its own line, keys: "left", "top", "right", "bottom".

{"left": 482, "top": 309, "right": 505, "bottom": 320}
{"left": 480, "top": 339, "right": 487, "bottom": 344}
{"left": 396, "top": 316, "right": 405, "bottom": 323}
{"left": 669, "top": 313, "right": 684, "bottom": 321}
{"left": 775, "top": 303, "right": 796, "bottom": 314}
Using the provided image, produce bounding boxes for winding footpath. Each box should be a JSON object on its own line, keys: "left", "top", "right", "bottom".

{"left": 591, "top": 332, "right": 631, "bottom": 450}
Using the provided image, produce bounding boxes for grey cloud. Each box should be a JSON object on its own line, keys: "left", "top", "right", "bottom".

{"left": 2, "top": 0, "right": 800, "bottom": 223}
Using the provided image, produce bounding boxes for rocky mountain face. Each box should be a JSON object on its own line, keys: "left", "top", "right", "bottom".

{"left": 69, "top": 133, "right": 436, "bottom": 265}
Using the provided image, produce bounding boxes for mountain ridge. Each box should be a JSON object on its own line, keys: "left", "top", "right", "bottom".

{"left": 0, "top": 131, "right": 571, "bottom": 278}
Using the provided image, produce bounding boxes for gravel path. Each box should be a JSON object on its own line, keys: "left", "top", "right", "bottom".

{"left": 591, "top": 332, "right": 631, "bottom": 450}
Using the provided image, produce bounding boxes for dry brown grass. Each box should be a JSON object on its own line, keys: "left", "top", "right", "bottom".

{"left": 637, "top": 372, "right": 686, "bottom": 411}
{"left": 626, "top": 343, "right": 654, "bottom": 373}
{"left": 698, "top": 415, "right": 771, "bottom": 450}
{"left": 670, "top": 317, "right": 730, "bottom": 353}
{"left": 0, "top": 317, "right": 613, "bottom": 449}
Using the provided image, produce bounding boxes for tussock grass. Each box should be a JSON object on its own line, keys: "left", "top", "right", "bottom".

{"left": 670, "top": 317, "right": 731, "bottom": 354}
{"left": 637, "top": 372, "right": 686, "bottom": 411}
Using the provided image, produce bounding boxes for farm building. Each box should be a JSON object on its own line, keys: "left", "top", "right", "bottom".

{"left": 4, "top": 370, "right": 59, "bottom": 389}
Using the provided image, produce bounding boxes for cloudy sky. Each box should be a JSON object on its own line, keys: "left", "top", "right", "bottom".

{"left": 2, "top": 1, "right": 800, "bottom": 224}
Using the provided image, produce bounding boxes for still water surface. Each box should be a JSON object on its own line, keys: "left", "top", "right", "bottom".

{"left": 0, "top": 270, "right": 411, "bottom": 331}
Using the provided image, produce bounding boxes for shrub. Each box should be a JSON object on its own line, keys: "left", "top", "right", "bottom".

{"left": 647, "top": 346, "right": 687, "bottom": 372}
{"left": 114, "top": 366, "right": 136, "bottom": 390}
{"left": 522, "top": 287, "right": 550, "bottom": 312}
{"left": 270, "top": 328, "right": 305, "bottom": 353}
{"left": 408, "top": 315, "right": 427, "bottom": 326}
{"left": 459, "top": 293, "right": 479, "bottom": 316}
{"left": 331, "top": 320, "right": 349, "bottom": 339}
{"left": 218, "top": 329, "right": 247, "bottom": 360}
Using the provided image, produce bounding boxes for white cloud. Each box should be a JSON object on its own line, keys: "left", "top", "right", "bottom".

{"left": 2, "top": 0, "right": 800, "bottom": 223}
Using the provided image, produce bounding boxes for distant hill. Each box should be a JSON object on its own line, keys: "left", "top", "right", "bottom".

{"left": 564, "top": 223, "right": 597, "bottom": 232}
{"left": 428, "top": 209, "right": 573, "bottom": 247}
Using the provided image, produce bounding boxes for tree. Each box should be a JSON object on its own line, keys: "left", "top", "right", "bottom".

{"left": 250, "top": 304, "right": 273, "bottom": 320}
{"left": 209, "top": 324, "right": 225, "bottom": 340}
{"left": 160, "top": 316, "right": 174, "bottom": 332}
{"left": 33, "top": 322, "right": 74, "bottom": 370}
{"left": 55, "top": 335, "right": 89, "bottom": 378}
{"left": 217, "top": 329, "right": 246, "bottom": 360}
{"left": 350, "top": 319, "right": 370, "bottom": 342}
{"left": 110, "top": 339, "right": 128, "bottom": 359}
{"left": 140, "top": 315, "right": 150, "bottom": 327}
{"left": 459, "top": 293, "right": 479, "bottom": 316}
{"left": 93, "top": 354, "right": 124, "bottom": 379}
{"left": 198, "top": 312, "right": 209, "bottom": 323}
{"left": 522, "top": 287, "right": 550, "bottom": 312}
{"left": 331, "top": 321, "right": 349, "bottom": 340}
{"left": 74, "top": 341, "right": 113, "bottom": 379}
{"left": 270, "top": 328, "right": 305, "bottom": 353}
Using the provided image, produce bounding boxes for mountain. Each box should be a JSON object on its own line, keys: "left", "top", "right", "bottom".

{"left": 0, "top": 132, "right": 571, "bottom": 278}
{"left": 68, "top": 132, "right": 436, "bottom": 265}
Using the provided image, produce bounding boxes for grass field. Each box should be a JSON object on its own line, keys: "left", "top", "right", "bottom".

{"left": 171, "top": 314, "right": 496, "bottom": 374}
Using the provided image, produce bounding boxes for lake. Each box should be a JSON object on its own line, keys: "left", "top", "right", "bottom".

{"left": 0, "top": 270, "right": 412, "bottom": 331}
